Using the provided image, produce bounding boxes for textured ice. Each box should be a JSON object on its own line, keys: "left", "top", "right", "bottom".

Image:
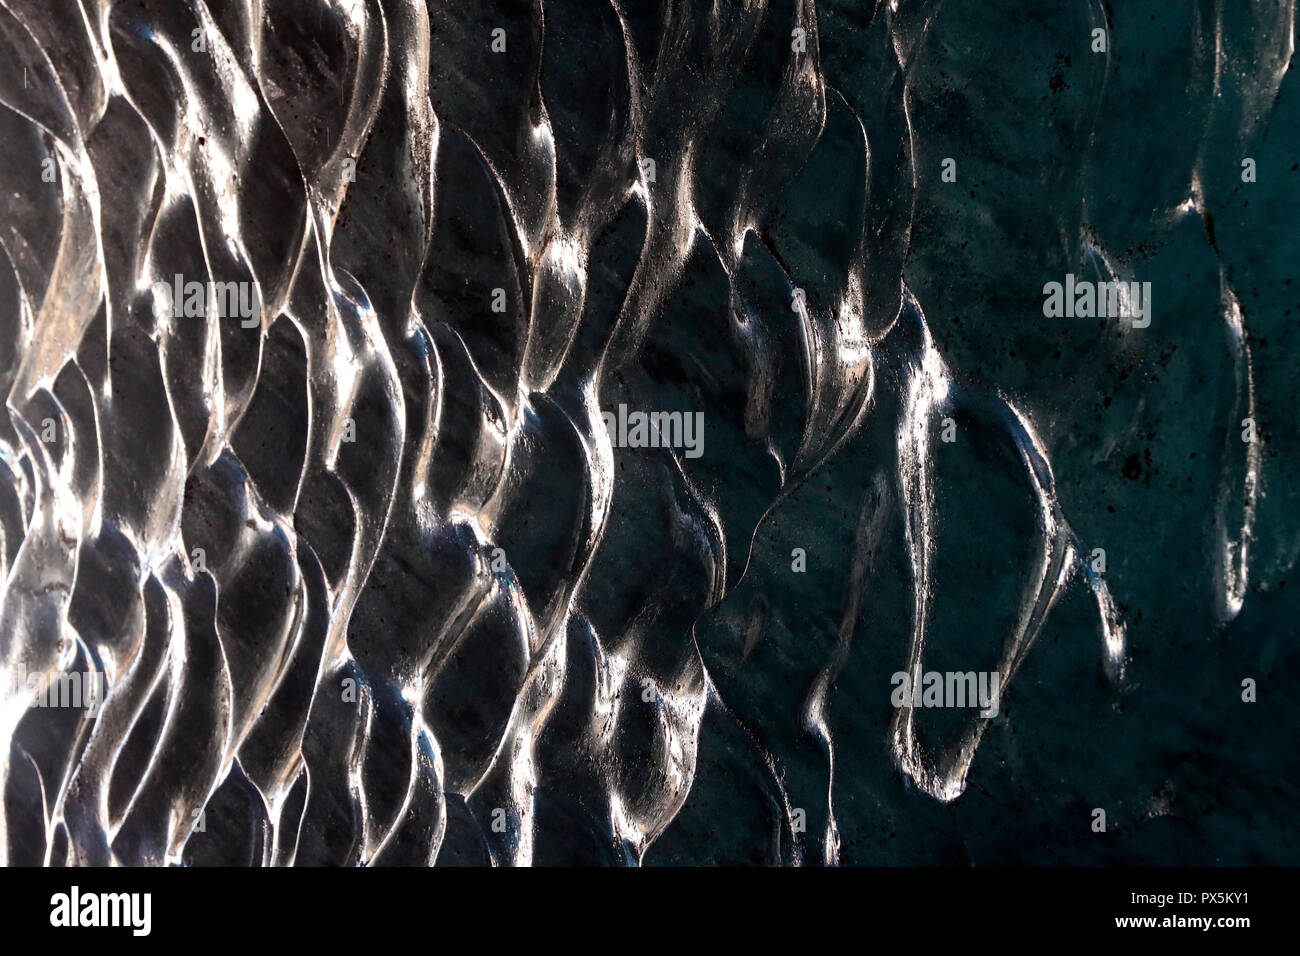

{"left": 0, "top": 0, "right": 1296, "bottom": 866}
